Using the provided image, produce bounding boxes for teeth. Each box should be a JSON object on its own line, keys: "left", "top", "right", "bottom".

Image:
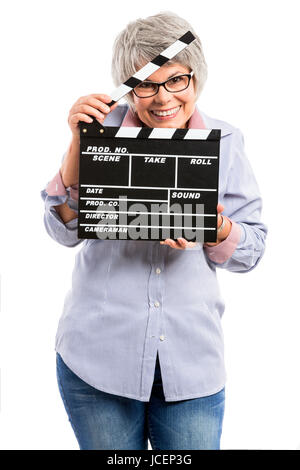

{"left": 152, "top": 106, "right": 180, "bottom": 117}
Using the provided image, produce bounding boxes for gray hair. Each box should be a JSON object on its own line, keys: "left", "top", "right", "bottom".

{"left": 111, "top": 11, "right": 207, "bottom": 111}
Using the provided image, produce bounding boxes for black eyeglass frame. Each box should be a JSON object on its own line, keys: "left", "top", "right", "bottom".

{"left": 132, "top": 71, "right": 194, "bottom": 98}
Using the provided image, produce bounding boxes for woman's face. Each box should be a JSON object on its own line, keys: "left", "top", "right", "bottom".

{"left": 132, "top": 63, "right": 196, "bottom": 129}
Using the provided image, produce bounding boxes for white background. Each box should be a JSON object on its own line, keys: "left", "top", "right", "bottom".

{"left": 0, "top": 0, "right": 299, "bottom": 450}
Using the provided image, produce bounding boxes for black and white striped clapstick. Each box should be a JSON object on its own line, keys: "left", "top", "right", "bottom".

{"left": 82, "top": 123, "right": 220, "bottom": 141}
{"left": 107, "top": 31, "right": 195, "bottom": 107}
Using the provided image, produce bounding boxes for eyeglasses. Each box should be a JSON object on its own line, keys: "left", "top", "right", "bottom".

{"left": 133, "top": 71, "right": 194, "bottom": 98}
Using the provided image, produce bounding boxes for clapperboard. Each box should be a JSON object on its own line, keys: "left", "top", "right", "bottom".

{"left": 78, "top": 122, "right": 221, "bottom": 242}
{"left": 77, "top": 30, "right": 221, "bottom": 242}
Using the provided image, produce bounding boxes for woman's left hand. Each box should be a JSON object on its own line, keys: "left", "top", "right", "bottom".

{"left": 160, "top": 204, "right": 231, "bottom": 250}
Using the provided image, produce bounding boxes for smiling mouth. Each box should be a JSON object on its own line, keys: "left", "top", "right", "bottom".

{"left": 150, "top": 105, "right": 181, "bottom": 118}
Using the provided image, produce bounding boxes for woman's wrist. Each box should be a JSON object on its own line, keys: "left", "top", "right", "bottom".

{"left": 204, "top": 215, "right": 232, "bottom": 247}
{"left": 60, "top": 136, "right": 80, "bottom": 188}
{"left": 217, "top": 215, "right": 232, "bottom": 242}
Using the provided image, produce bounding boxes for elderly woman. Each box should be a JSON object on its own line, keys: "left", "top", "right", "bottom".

{"left": 41, "top": 11, "right": 267, "bottom": 450}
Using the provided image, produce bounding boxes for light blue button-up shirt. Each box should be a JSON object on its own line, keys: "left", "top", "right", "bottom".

{"left": 40, "top": 105, "right": 267, "bottom": 402}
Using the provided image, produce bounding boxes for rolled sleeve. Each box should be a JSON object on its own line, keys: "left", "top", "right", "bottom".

{"left": 204, "top": 219, "right": 241, "bottom": 264}
{"left": 204, "top": 128, "right": 267, "bottom": 272}
{"left": 41, "top": 170, "right": 81, "bottom": 247}
{"left": 45, "top": 170, "right": 68, "bottom": 196}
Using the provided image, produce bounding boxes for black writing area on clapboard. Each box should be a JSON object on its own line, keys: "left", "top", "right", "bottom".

{"left": 78, "top": 123, "right": 221, "bottom": 242}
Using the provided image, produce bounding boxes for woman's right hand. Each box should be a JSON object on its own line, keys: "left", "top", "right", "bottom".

{"left": 68, "top": 93, "right": 119, "bottom": 138}
{"left": 61, "top": 94, "right": 118, "bottom": 188}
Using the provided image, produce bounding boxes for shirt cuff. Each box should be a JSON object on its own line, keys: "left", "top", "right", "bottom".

{"left": 204, "top": 219, "right": 241, "bottom": 264}
{"left": 45, "top": 169, "right": 79, "bottom": 201}
{"left": 45, "top": 169, "right": 67, "bottom": 196}
{"left": 65, "top": 218, "right": 78, "bottom": 230}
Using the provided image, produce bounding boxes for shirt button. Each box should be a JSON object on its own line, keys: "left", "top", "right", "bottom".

{"left": 154, "top": 301, "right": 160, "bottom": 308}
{"left": 156, "top": 268, "right": 161, "bottom": 274}
{"left": 159, "top": 335, "right": 165, "bottom": 341}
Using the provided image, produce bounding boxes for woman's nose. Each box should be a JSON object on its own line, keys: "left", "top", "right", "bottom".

{"left": 154, "top": 85, "right": 172, "bottom": 104}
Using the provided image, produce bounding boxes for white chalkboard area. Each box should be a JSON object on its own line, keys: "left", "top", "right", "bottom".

{"left": 78, "top": 121, "right": 221, "bottom": 242}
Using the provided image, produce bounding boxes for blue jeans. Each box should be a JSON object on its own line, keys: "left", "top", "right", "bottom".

{"left": 56, "top": 352, "right": 225, "bottom": 450}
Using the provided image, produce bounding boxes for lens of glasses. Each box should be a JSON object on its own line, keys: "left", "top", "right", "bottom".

{"left": 134, "top": 75, "right": 190, "bottom": 97}
{"left": 165, "top": 75, "right": 190, "bottom": 92}
{"left": 134, "top": 82, "right": 158, "bottom": 97}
